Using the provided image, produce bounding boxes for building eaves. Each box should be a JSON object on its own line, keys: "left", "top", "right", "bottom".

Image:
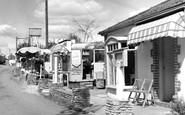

{"left": 98, "top": 0, "right": 185, "bottom": 36}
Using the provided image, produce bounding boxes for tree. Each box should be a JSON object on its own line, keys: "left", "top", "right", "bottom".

{"left": 17, "top": 41, "right": 30, "bottom": 51}
{"left": 0, "top": 55, "right": 6, "bottom": 64}
{"left": 68, "top": 33, "right": 81, "bottom": 43}
{"left": 72, "top": 19, "right": 98, "bottom": 43}
{"left": 47, "top": 41, "right": 57, "bottom": 49}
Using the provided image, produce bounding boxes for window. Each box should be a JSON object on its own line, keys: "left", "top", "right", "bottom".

{"left": 108, "top": 54, "right": 115, "bottom": 85}
{"left": 95, "top": 50, "right": 105, "bottom": 62}
{"left": 107, "top": 43, "right": 119, "bottom": 52}
{"left": 121, "top": 43, "right": 127, "bottom": 48}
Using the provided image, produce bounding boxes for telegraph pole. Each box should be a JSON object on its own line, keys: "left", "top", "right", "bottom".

{"left": 45, "top": 0, "right": 48, "bottom": 48}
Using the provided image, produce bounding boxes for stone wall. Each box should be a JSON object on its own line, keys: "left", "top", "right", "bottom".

{"left": 49, "top": 87, "right": 90, "bottom": 110}
{"left": 105, "top": 98, "right": 133, "bottom": 115}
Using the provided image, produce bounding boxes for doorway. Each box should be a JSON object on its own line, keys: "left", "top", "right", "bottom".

{"left": 158, "top": 37, "right": 175, "bottom": 102}
{"left": 125, "top": 50, "right": 135, "bottom": 86}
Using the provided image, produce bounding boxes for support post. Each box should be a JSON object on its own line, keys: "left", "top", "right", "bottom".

{"left": 53, "top": 56, "right": 58, "bottom": 83}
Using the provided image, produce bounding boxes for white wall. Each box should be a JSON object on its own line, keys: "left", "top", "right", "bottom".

{"left": 136, "top": 41, "right": 153, "bottom": 79}
{"left": 177, "top": 39, "right": 185, "bottom": 98}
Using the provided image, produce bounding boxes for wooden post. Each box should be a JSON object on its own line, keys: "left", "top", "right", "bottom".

{"left": 53, "top": 56, "right": 58, "bottom": 83}
{"left": 40, "top": 65, "right": 42, "bottom": 79}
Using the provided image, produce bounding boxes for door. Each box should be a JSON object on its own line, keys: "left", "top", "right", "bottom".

{"left": 159, "top": 37, "right": 175, "bottom": 102}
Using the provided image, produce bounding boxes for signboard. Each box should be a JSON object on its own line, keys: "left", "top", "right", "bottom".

{"left": 70, "top": 50, "right": 82, "bottom": 81}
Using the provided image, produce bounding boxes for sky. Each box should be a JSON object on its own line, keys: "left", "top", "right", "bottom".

{"left": 0, "top": 0, "right": 166, "bottom": 56}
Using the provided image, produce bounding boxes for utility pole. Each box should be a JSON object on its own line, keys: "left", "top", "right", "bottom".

{"left": 45, "top": 0, "right": 48, "bottom": 48}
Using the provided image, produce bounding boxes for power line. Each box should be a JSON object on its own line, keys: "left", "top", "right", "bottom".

{"left": 0, "top": 29, "right": 16, "bottom": 39}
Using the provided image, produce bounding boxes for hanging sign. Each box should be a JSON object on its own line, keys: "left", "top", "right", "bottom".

{"left": 70, "top": 50, "right": 82, "bottom": 81}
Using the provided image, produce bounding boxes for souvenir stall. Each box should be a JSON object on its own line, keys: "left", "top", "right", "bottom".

{"left": 69, "top": 43, "right": 105, "bottom": 89}
{"left": 16, "top": 47, "right": 41, "bottom": 84}
{"left": 69, "top": 43, "right": 94, "bottom": 88}
{"left": 93, "top": 49, "right": 105, "bottom": 88}
{"left": 50, "top": 40, "right": 71, "bottom": 86}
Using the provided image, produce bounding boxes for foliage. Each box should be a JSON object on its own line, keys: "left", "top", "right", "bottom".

{"left": 0, "top": 55, "right": 6, "bottom": 64}
{"left": 8, "top": 53, "right": 15, "bottom": 60}
{"left": 17, "top": 41, "right": 30, "bottom": 51}
{"left": 17, "top": 41, "right": 56, "bottom": 50}
{"left": 47, "top": 41, "right": 56, "bottom": 49}
{"left": 68, "top": 33, "right": 81, "bottom": 43}
{"left": 170, "top": 95, "right": 185, "bottom": 115}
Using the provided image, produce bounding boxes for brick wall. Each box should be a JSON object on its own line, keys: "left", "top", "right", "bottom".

{"left": 151, "top": 38, "right": 181, "bottom": 99}
{"left": 151, "top": 39, "right": 159, "bottom": 99}
{"left": 174, "top": 38, "right": 181, "bottom": 94}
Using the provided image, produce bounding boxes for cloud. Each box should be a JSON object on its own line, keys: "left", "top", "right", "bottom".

{"left": 49, "top": 24, "right": 70, "bottom": 33}
{"left": 129, "top": 7, "right": 149, "bottom": 17}
{"left": 0, "top": 24, "right": 17, "bottom": 55}
{"left": 34, "top": 0, "right": 108, "bottom": 41}
{"left": 0, "top": 24, "right": 17, "bottom": 37}
{"left": 35, "top": 0, "right": 103, "bottom": 18}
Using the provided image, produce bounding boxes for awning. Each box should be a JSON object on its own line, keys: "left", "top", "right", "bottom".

{"left": 40, "top": 49, "right": 51, "bottom": 55}
{"left": 128, "top": 11, "right": 185, "bottom": 45}
{"left": 16, "top": 47, "right": 41, "bottom": 58}
{"left": 50, "top": 43, "right": 68, "bottom": 54}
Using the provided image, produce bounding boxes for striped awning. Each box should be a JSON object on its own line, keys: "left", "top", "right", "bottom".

{"left": 128, "top": 11, "right": 185, "bottom": 45}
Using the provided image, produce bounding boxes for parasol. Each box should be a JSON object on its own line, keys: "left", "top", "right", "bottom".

{"left": 17, "top": 47, "right": 41, "bottom": 58}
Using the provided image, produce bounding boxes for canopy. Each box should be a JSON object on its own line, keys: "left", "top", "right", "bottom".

{"left": 40, "top": 49, "right": 51, "bottom": 55}
{"left": 17, "top": 47, "right": 41, "bottom": 58}
{"left": 50, "top": 43, "right": 68, "bottom": 54}
{"left": 128, "top": 11, "right": 185, "bottom": 45}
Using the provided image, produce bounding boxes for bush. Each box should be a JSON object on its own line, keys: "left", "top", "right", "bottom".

{"left": 0, "top": 55, "right": 6, "bottom": 64}
{"left": 170, "top": 95, "right": 185, "bottom": 115}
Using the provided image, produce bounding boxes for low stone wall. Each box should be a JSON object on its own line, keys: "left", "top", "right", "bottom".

{"left": 49, "top": 86, "right": 90, "bottom": 110}
{"left": 12, "top": 67, "right": 21, "bottom": 77}
{"left": 72, "top": 88, "right": 90, "bottom": 108}
{"left": 27, "top": 74, "right": 39, "bottom": 85}
{"left": 38, "top": 79, "right": 52, "bottom": 92}
{"left": 50, "top": 88, "right": 73, "bottom": 103}
{"left": 106, "top": 98, "right": 133, "bottom": 115}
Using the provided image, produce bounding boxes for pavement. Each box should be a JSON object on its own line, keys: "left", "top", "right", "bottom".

{"left": 11, "top": 68, "right": 172, "bottom": 115}
{"left": 22, "top": 84, "right": 173, "bottom": 115}
{"left": 86, "top": 88, "right": 172, "bottom": 115}
{"left": 17, "top": 81, "right": 173, "bottom": 115}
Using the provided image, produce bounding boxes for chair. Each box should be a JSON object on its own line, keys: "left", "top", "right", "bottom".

{"left": 124, "top": 79, "right": 145, "bottom": 102}
{"left": 134, "top": 79, "right": 155, "bottom": 107}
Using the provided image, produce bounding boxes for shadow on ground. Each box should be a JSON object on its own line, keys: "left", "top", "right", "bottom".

{"left": 55, "top": 104, "right": 104, "bottom": 115}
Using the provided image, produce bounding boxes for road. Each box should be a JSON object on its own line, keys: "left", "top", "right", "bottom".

{"left": 0, "top": 65, "right": 75, "bottom": 115}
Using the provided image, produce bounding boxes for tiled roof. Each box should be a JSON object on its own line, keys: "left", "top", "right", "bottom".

{"left": 99, "top": 0, "right": 185, "bottom": 35}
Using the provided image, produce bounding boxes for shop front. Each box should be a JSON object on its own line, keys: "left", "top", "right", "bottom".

{"left": 69, "top": 43, "right": 105, "bottom": 88}
{"left": 105, "top": 36, "right": 136, "bottom": 100}
{"left": 127, "top": 11, "right": 185, "bottom": 102}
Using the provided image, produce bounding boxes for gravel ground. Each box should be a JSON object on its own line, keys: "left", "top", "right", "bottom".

{"left": 0, "top": 65, "right": 72, "bottom": 115}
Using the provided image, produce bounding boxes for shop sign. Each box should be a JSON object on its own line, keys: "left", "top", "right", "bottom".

{"left": 82, "top": 50, "right": 90, "bottom": 56}
{"left": 71, "top": 50, "right": 82, "bottom": 81}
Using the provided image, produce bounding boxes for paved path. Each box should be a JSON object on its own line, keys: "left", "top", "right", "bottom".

{"left": 0, "top": 65, "right": 69, "bottom": 115}
{"left": 0, "top": 65, "right": 173, "bottom": 115}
